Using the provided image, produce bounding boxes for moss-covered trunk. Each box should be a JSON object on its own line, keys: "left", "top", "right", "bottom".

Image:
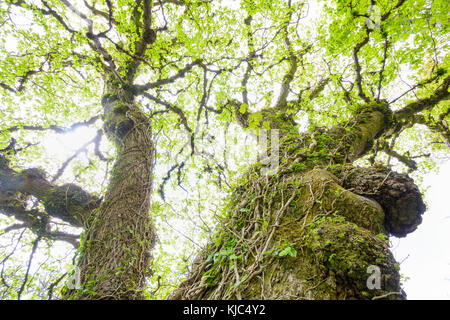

{"left": 65, "top": 82, "right": 156, "bottom": 299}
{"left": 169, "top": 102, "right": 425, "bottom": 300}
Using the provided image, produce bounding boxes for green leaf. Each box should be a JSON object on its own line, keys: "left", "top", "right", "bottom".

{"left": 215, "top": 236, "right": 222, "bottom": 248}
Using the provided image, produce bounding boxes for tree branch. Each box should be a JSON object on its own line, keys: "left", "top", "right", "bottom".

{"left": 412, "top": 114, "right": 450, "bottom": 148}
{"left": 377, "top": 35, "right": 389, "bottom": 100}
{"left": 83, "top": 0, "right": 117, "bottom": 26}
{"left": 4, "top": 115, "right": 100, "bottom": 134}
{"left": 17, "top": 236, "right": 40, "bottom": 300}
{"left": 352, "top": 35, "right": 371, "bottom": 103}
{"left": 381, "top": 141, "right": 418, "bottom": 171}
{"left": 52, "top": 129, "right": 105, "bottom": 182}
{"left": 134, "top": 59, "right": 202, "bottom": 93}
{"left": 0, "top": 159, "right": 100, "bottom": 227}
{"left": 394, "top": 75, "right": 450, "bottom": 121}
{"left": 241, "top": 15, "right": 255, "bottom": 106}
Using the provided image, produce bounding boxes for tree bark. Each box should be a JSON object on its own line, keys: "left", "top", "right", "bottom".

{"left": 64, "top": 82, "right": 156, "bottom": 299}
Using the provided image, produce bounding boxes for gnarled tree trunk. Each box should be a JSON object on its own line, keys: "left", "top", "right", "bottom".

{"left": 169, "top": 102, "right": 425, "bottom": 300}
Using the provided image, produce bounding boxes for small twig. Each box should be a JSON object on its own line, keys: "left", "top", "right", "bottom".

{"left": 17, "top": 236, "right": 41, "bottom": 300}
{"left": 150, "top": 275, "right": 162, "bottom": 295}
{"left": 372, "top": 291, "right": 403, "bottom": 300}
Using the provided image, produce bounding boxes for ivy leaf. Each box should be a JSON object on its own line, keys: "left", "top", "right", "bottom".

{"left": 239, "top": 103, "right": 248, "bottom": 114}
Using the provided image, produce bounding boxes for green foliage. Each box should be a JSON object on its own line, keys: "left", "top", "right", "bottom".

{"left": 277, "top": 242, "right": 297, "bottom": 258}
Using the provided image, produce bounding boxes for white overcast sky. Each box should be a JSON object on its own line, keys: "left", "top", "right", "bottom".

{"left": 392, "top": 161, "right": 450, "bottom": 299}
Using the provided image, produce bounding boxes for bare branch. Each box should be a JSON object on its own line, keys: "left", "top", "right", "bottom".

{"left": 4, "top": 115, "right": 100, "bottom": 135}
{"left": 17, "top": 236, "right": 40, "bottom": 300}
{"left": 353, "top": 35, "right": 371, "bottom": 103}
{"left": 59, "top": 0, "right": 93, "bottom": 30}
{"left": 412, "top": 114, "right": 450, "bottom": 148}
{"left": 241, "top": 15, "right": 255, "bottom": 106}
{"left": 142, "top": 0, "right": 153, "bottom": 34}
{"left": 142, "top": 93, "right": 193, "bottom": 135}
{"left": 1, "top": 223, "right": 25, "bottom": 234}
{"left": 389, "top": 74, "right": 441, "bottom": 105}
{"left": 377, "top": 35, "right": 389, "bottom": 100}
{"left": 47, "top": 272, "right": 68, "bottom": 300}
{"left": 38, "top": 0, "right": 78, "bottom": 34}
{"left": 394, "top": 75, "right": 450, "bottom": 121}
{"left": 83, "top": 0, "right": 117, "bottom": 26}
{"left": 381, "top": 142, "right": 418, "bottom": 171}
{"left": 0, "top": 81, "right": 17, "bottom": 93}
{"left": 274, "top": 2, "right": 310, "bottom": 110}
{"left": 52, "top": 129, "right": 104, "bottom": 182}
{"left": 134, "top": 59, "right": 202, "bottom": 93}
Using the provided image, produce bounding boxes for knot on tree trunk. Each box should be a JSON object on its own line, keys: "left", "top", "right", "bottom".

{"left": 329, "top": 165, "right": 425, "bottom": 237}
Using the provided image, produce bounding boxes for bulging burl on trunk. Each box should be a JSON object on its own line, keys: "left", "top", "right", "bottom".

{"left": 329, "top": 165, "right": 426, "bottom": 238}
{"left": 169, "top": 164, "right": 425, "bottom": 300}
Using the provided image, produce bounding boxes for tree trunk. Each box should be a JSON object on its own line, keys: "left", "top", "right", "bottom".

{"left": 64, "top": 82, "right": 156, "bottom": 299}
{"left": 169, "top": 102, "right": 425, "bottom": 300}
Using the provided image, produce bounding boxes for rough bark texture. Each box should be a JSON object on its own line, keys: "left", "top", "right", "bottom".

{"left": 169, "top": 102, "right": 425, "bottom": 300}
{"left": 64, "top": 83, "right": 156, "bottom": 299}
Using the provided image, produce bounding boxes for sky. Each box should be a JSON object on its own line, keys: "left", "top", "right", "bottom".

{"left": 392, "top": 161, "right": 450, "bottom": 299}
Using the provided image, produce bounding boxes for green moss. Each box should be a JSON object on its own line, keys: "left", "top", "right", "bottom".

{"left": 179, "top": 164, "right": 403, "bottom": 299}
